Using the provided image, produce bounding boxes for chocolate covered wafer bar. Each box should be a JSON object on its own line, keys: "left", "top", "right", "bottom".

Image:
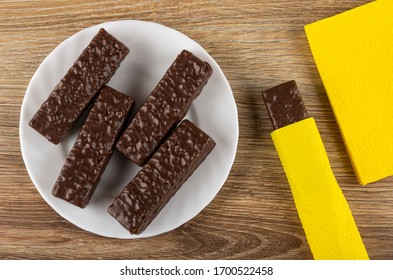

{"left": 116, "top": 50, "right": 213, "bottom": 166}
{"left": 52, "top": 86, "right": 134, "bottom": 208}
{"left": 261, "top": 80, "right": 308, "bottom": 130}
{"left": 260, "top": 80, "right": 369, "bottom": 259}
{"left": 108, "top": 119, "right": 215, "bottom": 235}
{"left": 29, "top": 28, "right": 129, "bottom": 144}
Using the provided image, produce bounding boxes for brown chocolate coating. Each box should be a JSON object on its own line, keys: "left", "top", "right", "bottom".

{"left": 116, "top": 50, "right": 213, "bottom": 166}
{"left": 261, "top": 80, "right": 309, "bottom": 130}
{"left": 52, "top": 87, "right": 134, "bottom": 208}
{"left": 29, "top": 28, "right": 129, "bottom": 144}
{"left": 108, "top": 119, "right": 216, "bottom": 235}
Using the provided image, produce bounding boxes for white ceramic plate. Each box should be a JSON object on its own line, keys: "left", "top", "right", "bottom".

{"left": 20, "top": 20, "right": 238, "bottom": 239}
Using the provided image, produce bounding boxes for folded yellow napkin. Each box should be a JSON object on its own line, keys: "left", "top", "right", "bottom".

{"left": 305, "top": 0, "right": 393, "bottom": 185}
{"left": 272, "top": 118, "right": 369, "bottom": 260}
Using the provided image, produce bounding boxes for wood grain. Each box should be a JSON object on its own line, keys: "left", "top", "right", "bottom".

{"left": 1, "top": 0, "right": 392, "bottom": 260}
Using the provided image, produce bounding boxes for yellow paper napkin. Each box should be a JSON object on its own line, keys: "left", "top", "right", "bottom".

{"left": 305, "top": 0, "right": 393, "bottom": 185}
{"left": 272, "top": 118, "right": 369, "bottom": 260}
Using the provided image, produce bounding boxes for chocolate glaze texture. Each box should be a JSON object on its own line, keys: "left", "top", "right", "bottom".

{"left": 29, "top": 28, "right": 129, "bottom": 144}
{"left": 52, "top": 86, "right": 134, "bottom": 208}
{"left": 108, "top": 119, "right": 216, "bottom": 234}
{"left": 261, "top": 80, "right": 309, "bottom": 130}
{"left": 116, "top": 50, "right": 213, "bottom": 166}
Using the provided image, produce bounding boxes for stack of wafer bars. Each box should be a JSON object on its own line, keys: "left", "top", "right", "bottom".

{"left": 29, "top": 28, "right": 215, "bottom": 235}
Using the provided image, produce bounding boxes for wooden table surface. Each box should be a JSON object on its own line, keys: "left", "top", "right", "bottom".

{"left": 1, "top": 0, "right": 392, "bottom": 260}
